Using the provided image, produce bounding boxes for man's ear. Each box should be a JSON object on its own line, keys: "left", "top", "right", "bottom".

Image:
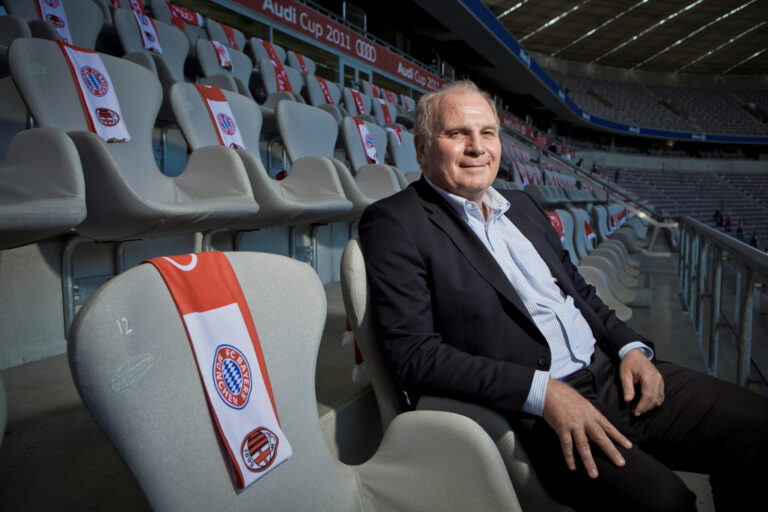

{"left": 414, "top": 134, "right": 427, "bottom": 168}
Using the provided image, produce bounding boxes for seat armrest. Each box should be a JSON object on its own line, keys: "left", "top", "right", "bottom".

{"left": 356, "top": 410, "right": 522, "bottom": 512}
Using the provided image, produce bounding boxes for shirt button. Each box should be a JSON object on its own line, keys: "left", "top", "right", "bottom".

{"left": 538, "top": 356, "right": 549, "bottom": 367}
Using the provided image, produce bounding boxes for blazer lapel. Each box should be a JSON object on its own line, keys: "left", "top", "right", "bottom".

{"left": 414, "top": 180, "right": 536, "bottom": 327}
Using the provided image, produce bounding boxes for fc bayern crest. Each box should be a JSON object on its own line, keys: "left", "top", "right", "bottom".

{"left": 95, "top": 108, "right": 120, "bottom": 127}
{"left": 46, "top": 14, "right": 65, "bottom": 28}
{"left": 241, "top": 427, "right": 279, "bottom": 473}
{"left": 364, "top": 134, "right": 375, "bottom": 148}
{"left": 44, "top": 0, "right": 59, "bottom": 7}
{"left": 212, "top": 345, "right": 252, "bottom": 409}
{"left": 144, "top": 31, "right": 155, "bottom": 42}
{"left": 80, "top": 66, "right": 108, "bottom": 97}
{"left": 217, "top": 113, "right": 237, "bottom": 135}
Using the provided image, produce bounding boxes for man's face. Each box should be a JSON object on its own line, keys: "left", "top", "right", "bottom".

{"left": 416, "top": 89, "right": 501, "bottom": 204}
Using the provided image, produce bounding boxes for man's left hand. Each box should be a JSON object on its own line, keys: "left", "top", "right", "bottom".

{"left": 619, "top": 348, "right": 665, "bottom": 416}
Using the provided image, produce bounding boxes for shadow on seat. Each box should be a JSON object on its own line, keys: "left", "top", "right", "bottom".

{"left": 68, "top": 251, "right": 521, "bottom": 511}
{"left": 340, "top": 237, "right": 566, "bottom": 512}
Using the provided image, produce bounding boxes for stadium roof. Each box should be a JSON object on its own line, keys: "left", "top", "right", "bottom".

{"left": 483, "top": 0, "right": 768, "bottom": 75}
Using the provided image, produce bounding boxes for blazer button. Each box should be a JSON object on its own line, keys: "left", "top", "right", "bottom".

{"left": 538, "top": 356, "right": 549, "bottom": 367}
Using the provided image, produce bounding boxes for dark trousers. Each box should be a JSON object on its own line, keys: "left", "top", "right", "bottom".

{"left": 517, "top": 349, "right": 768, "bottom": 512}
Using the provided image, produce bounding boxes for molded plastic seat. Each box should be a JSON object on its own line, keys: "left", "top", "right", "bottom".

{"left": 195, "top": 38, "right": 254, "bottom": 99}
{"left": 11, "top": 37, "right": 258, "bottom": 241}
{"left": 576, "top": 264, "right": 632, "bottom": 321}
{"left": 148, "top": 0, "right": 204, "bottom": 51}
{"left": 0, "top": 127, "right": 87, "bottom": 249}
{"left": 113, "top": 9, "right": 189, "bottom": 121}
{"left": 386, "top": 129, "right": 422, "bottom": 184}
{"left": 257, "top": 57, "right": 304, "bottom": 103}
{"left": 341, "top": 116, "right": 408, "bottom": 189}
{"left": 286, "top": 50, "right": 316, "bottom": 75}
{"left": 340, "top": 237, "right": 559, "bottom": 512}
{"left": 342, "top": 87, "right": 376, "bottom": 123}
{"left": 4, "top": 0, "right": 104, "bottom": 50}
{"left": 205, "top": 18, "right": 246, "bottom": 51}
{"left": 0, "top": 15, "right": 31, "bottom": 78}
{"left": 171, "top": 83, "right": 353, "bottom": 230}
{"left": 68, "top": 251, "right": 521, "bottom": 512}
{"left": 248, "top": 37, "right": 286, "bottom": 63}
{"left": 276, "top": 102, "right": 401, "bottom": 221}
{"left": 303, "top": 74, "right": 347, "bottom": 124}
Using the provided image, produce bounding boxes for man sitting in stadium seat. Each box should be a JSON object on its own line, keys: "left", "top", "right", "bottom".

{"left": 359, "top": 80, "right": 768, "bottom": 512}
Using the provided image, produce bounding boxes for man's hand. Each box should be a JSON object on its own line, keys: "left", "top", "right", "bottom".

{"left": 619, "top": 348, "right": 665, "bottom": 416}
{"left": 543, "top": 379, "right": 632, "bottom": 478}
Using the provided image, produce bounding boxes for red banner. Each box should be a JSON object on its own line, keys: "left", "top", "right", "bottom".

{"left": 231, "top": 0, "right": 445, "bottom": 91}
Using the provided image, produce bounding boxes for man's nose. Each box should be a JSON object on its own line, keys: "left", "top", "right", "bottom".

{"left": 465, "top": 131, "right": 486, "bottom": 154}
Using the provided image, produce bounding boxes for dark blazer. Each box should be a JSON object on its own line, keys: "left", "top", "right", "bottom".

{"left": 359, "top": 178, "right": 652, "bottom": 415}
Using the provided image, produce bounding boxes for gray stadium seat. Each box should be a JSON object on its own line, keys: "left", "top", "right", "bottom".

{"left": 248, "top": 37, "right": 286, "bottom": 64}
{"left": 286, "top": 49, "right": 316, "bottom": 75}
{"left": 4, "top": 0, "right": 104, "bottom": 50}
{"left": 148, "top": 0, "right": 205, "bottom": 51}
{"left": 341, "top": 116, "right": 408, "bottom": 189}
{"left": 195, "top": 38, "right": 254, "bottom": 100}
{"left": 170, "top": 82, "right": 353, "bottom": 231}
{"left": 0, "top": 14, "right": 31, "bottom": 78}
{"left": 276, "top": 101, "right": 401, "bottom": 221}
{"left": 205, "top": 18, "right": 246, "bottom": 51}
{"left": 342, "top": 86, "right": 375, "bottom": 123}
{"left": 303, "top": 74, "right": 347, "bottom": 124}
{"left": 386, "top": 129, "right": 422, "bottom": 184}
{"left": 340, "top": 237, "right": 560, "bottom": 512}
{"left": 68, "top": 251, "right": 521, "bottom": 512}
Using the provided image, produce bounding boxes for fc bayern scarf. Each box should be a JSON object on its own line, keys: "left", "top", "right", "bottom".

{"left": 146, "top": 252, "right": 292, "bottom": 490}
{"left": 194, "top": 83, "right": 246, "bottom": 151}
{"left": 376, "top": 98, "right": 393, "bottom": 124}
{"left": 132, "top": 10, "right": 162, "bottom": 53}
{"left": 165, "top": 0, "right": 203, "bottom": 31}
{"left": 383, "top": 89, "right": 396, "bottom": 105}
{"left": 221, "top": 23, "right": 240, "bottom": 49}
{"left": 35, "top": 0, "right": 72, "bottom": 43}
{"left": 261, "top": 40, "right": 292, "bottom": 92}
{"left": 546, "top": 211, "right": 566, "bottom": 244}
{"left": 352, "top": 117, "right": 378, "bottom": 164}
{"left": 59, "top": 41, "right": 131, "bottom": 143}
{"left": 386, "top": 125, "right": 402, "bottom": 146}
{"left": 294, "top": 52, "right": 309, "bottom": 73}
{"left": 315, "top": 76, "right": 334, "bottom": 104}
{"left": 210, "top": 40, "right": 233, "bottom": 71}
{"left": 348, "top": 88, "right": 366, "bottom": 116}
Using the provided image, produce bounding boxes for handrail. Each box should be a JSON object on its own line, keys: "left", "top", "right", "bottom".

{"left": 677, "top": 216, "right": 767, "bottom": 388}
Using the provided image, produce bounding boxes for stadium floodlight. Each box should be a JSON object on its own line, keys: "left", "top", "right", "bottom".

{"left": 520, "top": 0, "right": 592, "bottom": 43}
{"left": 551, "top": 0, "right": 647, "bottom": 57}
{"left": 721, "top": 46, "right": 767, "bottom": 74}
{"left": 632, "top": 0, "right": 758, "bottom": 69}
{"left": 677, "top": 20, "right": 766, "bottom": 72}
{"left": 496, "top": 0, "right": 531, "bottom": 21}
{"left": 591, "top": 0, "right": 704, "bottom": 64}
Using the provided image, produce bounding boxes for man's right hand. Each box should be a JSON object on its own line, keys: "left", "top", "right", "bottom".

{"left": 542, "top": 379, "right": 633, "bottom": 478}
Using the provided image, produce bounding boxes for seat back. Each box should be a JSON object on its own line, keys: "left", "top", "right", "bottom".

{"left": 113, "top": 9, "right": 189, "bottom": 83}
{"left": 555, "top": 208, "right": 579, "bottom": 266}
{"left": 11, "top": 37, "right": 168, "bottom": 200}
{"left": 249, "top": 37, "right": 286, "bottom": 63}
{"left": 276, "top": 101, "right": 338, "bottom": 161}
{"left": 341, "top": 116, "right": 388, "bottom": 172}
{"left": 69, "top": 252, "right": 362, "bottom": 511}
{"left": 258, "top": 57, "right": 303, "bottom": 97}
{"left": 286, "top": 50, "right": 316, "bottom": 75}
{"left": 371, "top": 98, "right": 399, "bottom": 126}
{"left": 342, "top": 87, "right": 372, "bottom": 117}
{"left": 4, "top": 0, "right": 104, "bottom": 50}
{"left": 195, "top": 38, "right": 254, "bottom": 94}
{"left": 205, "top": 18, "right": 246, "bottom": 51}
{"left": 304, "top": 74, "right": 343, "bottom": 107}
{"left": 148, "top": 0, "right": 205, "bottom": 48}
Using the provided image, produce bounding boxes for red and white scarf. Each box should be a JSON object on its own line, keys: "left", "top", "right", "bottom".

{"left": 546, "top": 211, "right": 566, "bottom": 244}
{"left": 386, "top": 126, "right": 402, "bottom": 146}
{"left": 315, "top": 76, "right": 334, "bottom": 104}
{"left": 352, "top": 117, "right": 378, "bottom": 164}
{"left": 129, "top": 0, "right": 146, "bottom": 15}
{"left": 584, "top": 220, "right": 596, "bottom": 243}
{"left": 210, "top": 40, "right": 233, "bottom": 71}
{"left": 261, "top": 41, "right": 291, "bottom": 92}
{"left": 376, "top": 98, "right": 393, "bottom": 124}
{"left": 348, "top": 88, "right": 366, "bottom": 116}
{"left": 59, "top": 41, "right": 131, "bottom": 143}
{"left": 194, "top": 84, "right": 246, "bottom": 151}
{"left": 368, "top": 82, "right": 380, "bottom": 98}
{"left": 35, "top": 0, "right": 72, "bottom": 43}
{"left": 165, "top": 0, "right": 203, "bottom": 31}
{"left": 132, "top": 10, "right": 162, "bottom": 53}
{"left": 146, "top": 252, "right": 292, "bottom": 490}
{"left": 221, "top": 24, "right": 240, "bottom": 49}
{"left": 400, "top": 93, "right": 412, "bottom": 112}
{"left": 383, "top": 89, "right": 396, "bottom": 105}
{"left": 294, "top": 52, "right": 309, "bottom": 73}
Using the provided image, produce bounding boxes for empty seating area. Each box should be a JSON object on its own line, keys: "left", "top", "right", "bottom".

{"left": 616, "top": 168, "right": 768, "bottom": 249}
{"left": 550, "top": 69, "right": 768, "bottom": 136}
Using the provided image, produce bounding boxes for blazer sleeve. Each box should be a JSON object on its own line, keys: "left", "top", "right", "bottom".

{"left": 359, "top": 200, "right": 539, "bottom": 415}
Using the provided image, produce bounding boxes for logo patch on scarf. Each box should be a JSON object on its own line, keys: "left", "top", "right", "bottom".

{"left": 217, "top": 113, "right": 236, "bottom": 135}
{"left": 213, "top": 345, "right": 252, "bottom": 409}
{"left": 44, "top": 0, "right": 59, "bottom": 7}
{"left": 365, "top": 134, "right": 375, "bottom": 148}
{"left": 241, "top": 427, "right": 279, "bottom": 472}
{"left": 95, "top": 107, "right": 120, "bottom": 126}
{"left": 46, "top": 14, "right": 65, "bottom": 27}
{"left": 81, "top": 66, "right": 108, "bottom": 96}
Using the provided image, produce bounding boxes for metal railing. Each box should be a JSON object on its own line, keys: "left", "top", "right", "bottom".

{"left": 678, "top": 217, "right": 768, "bottom": 387}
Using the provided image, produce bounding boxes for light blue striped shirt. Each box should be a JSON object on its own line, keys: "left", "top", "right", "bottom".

{"left": 426, "top": 178, "right": 651, "bottom": 416}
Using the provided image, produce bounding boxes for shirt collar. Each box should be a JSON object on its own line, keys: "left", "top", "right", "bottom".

{"left": 425, "top": 176, "right": 510, "bottom": 222}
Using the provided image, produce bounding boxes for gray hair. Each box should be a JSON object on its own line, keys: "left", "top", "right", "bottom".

{"left": 413, "top": 80, "right": 500, "bottom": 141}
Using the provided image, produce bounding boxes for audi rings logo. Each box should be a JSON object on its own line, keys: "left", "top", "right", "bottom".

{"left": 355, "top": 40, "right": 377, "bottom": 63}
